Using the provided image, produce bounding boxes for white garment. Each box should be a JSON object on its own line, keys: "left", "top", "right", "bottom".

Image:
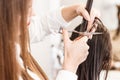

{"left": 28, "top": 8, "right": 78, "bottom": 80}
{"left": 29, "top": 8, "right": 68, "bottom": 43}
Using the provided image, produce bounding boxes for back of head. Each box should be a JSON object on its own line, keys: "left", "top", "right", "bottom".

{"left": 70, "top": 18, "right": 112, "bottom": 80}
{"left": 0, "top": 0, "right": 29, "bottom": 80}
{"left": 0, "top": 0, "right": 48, "bottom": 80}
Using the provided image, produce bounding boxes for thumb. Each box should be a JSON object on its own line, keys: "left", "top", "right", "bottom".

{"left": 77, "top": 36, "right": 88, "bottom": 43}
{"left": 62, "top": 29, "right": 71, "bottom": 44}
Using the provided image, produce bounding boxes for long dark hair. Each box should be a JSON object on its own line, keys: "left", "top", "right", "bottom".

{"left": 113, "top": 5, "right": 120, "bottom": 39}
{"left": 0, "top": 0, "right": 48, "bottom": 80}
{"left": 70, "top": 18, "right": 112, "bottom": 80}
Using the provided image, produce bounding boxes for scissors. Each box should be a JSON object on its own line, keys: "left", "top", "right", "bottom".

{"left": 67, "top": 30, "right": 103, "bottom": 36}
{"left": 58, "top": 27, "right": 102, "bottom": 36}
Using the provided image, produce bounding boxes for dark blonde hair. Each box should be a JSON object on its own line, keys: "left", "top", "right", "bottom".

{"left": 70, "top": 18, "right": 112, "bottom": 80}
{"left": 0, "top": 0, "right": 48, "bottom": 80}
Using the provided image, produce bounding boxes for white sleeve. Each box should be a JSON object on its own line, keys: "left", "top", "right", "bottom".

{"left": 56, "top": 70, "right": 78, "bottom": 80}
{"left": 29, "top": 8, "right": 70, "bottom": 43}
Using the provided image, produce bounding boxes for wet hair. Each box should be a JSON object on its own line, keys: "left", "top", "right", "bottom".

{"left": 113, "top": 5, "right": 120, "bottom": 39}
{"left": 0, "top": 0, "right": 48, "bottom": 80}
{"left": 70, "top": 18, "right": 112, "bottom": 80}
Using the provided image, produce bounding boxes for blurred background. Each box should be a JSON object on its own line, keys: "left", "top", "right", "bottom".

{"left": 31, "top": 0, "right": 120, "bottom": 80}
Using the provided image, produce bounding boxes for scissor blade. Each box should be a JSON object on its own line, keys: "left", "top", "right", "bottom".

{"left": 87, "top": 32, "right": 103, "bottom": 35}
{"left": 68, "top": 30, "right": 103, "bottom": 35}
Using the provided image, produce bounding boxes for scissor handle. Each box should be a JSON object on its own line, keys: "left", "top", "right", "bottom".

{"left": 70, "top": 0, "right": 94, "bottom": 40}
{"left": 86, "top": 0, "right": 93, "bottom": 14}
{"left": 82, "top": 0, "right": 93, "bottom": 31}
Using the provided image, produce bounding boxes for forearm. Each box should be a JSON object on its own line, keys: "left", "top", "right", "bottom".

{"left": 61, "top": 5, "right": 79, "bottom": 22}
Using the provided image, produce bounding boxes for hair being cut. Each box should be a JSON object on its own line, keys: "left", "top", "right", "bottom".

{"left": 70, "top": 18, "right": 112, "bottom": 80}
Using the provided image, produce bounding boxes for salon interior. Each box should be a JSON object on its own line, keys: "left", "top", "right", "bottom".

{"left": 31, "top": 0, "right": 120, "bottom": 80}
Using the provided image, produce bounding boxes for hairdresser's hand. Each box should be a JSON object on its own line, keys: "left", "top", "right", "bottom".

{"left": 76, "top": 5, "right": 100, "bottom": 31}
{"left": 62, "top": 4, "right": 100, "bottom": 29}
{"left": 86, "top": 9, "right": 100, "bottom": 31}
{"left": 62, "top": 29, "right": 89, "bottom": 73}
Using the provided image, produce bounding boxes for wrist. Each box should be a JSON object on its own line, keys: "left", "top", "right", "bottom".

{"left": 62, "top": 61, "right": 79, "bottom": 73}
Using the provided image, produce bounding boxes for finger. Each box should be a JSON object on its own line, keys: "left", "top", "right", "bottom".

{"left": 83, "top": 51, "right": 89, "bottom": 59}
{"left": 76, "top": 7, "right": 90, "bottom": 21}
{"left": 62, "top": 29, "right": 71, "bottom": 44}
{"left": 82, "top": 52, "right": 89, "bottom": 62}
{"left": 84, "top": 52, "right": 89, "bottom": 59}
{"left": 87, "top": 9, "right": 100, "bottom": 31}
{"left": 88, "top": 21, "right": 98, "bottom": 39}
{"left": 86, "top": 51, "right": 89, "bottom": 55}
{"left": 74, "top": 36, "right": 83, "bottom": 41}
{"left": 88, "top": 28, "right": 96, "bottom": 39}
{"left": 87, "top": 9, "right": 95, "bottom": 31}
{"left": 90, "top": 25, "right": 97, "bottom": 33}
{"left": 86, "top": 45, "right": 89, "bottom": 50}
{"left": 77, "top": 36, "right": 88, "bottom": 43}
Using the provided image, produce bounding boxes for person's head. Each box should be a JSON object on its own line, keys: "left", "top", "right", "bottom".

{"left": 70, "top": 18, "right": 112, "bottom": 80}
{"left": 0, "top": 0, "right": 29, "bottom": 79}
{"left": 0, "top": 0, "right": 48, "bottom": 80}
